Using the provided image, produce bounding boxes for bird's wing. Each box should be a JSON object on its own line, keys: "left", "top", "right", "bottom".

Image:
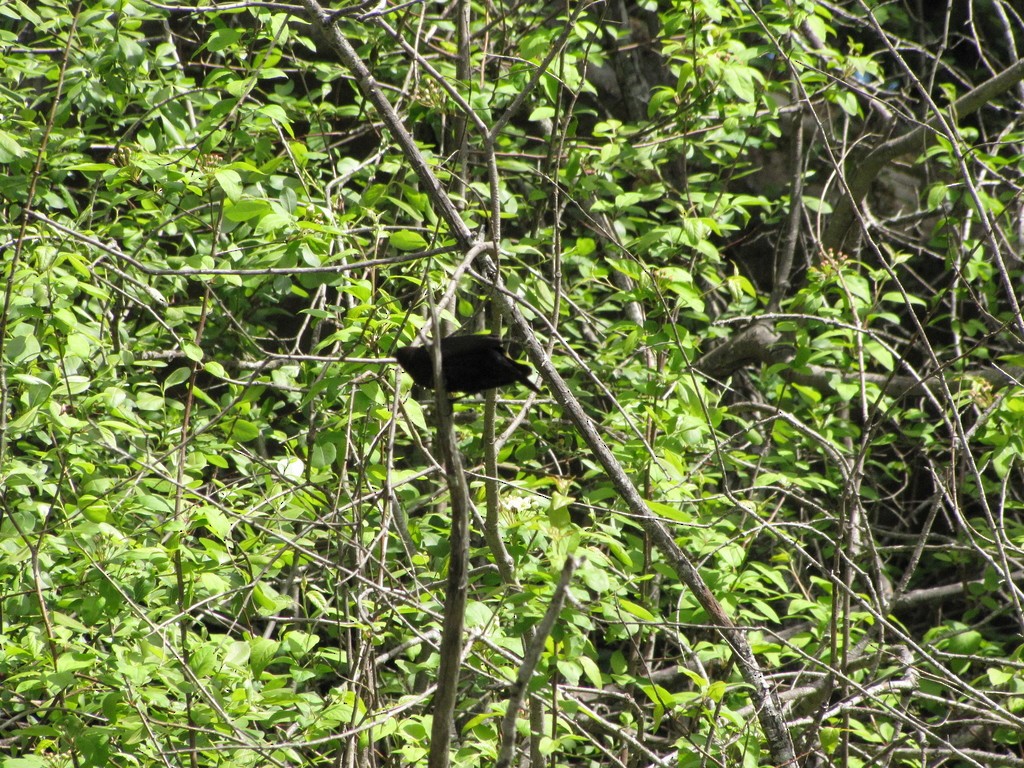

{"left": 438, "top": 334, "right": 504, "bottom": 356}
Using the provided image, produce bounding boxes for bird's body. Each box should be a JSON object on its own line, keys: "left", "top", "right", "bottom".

{"left": 395, "top": 335, "right": 540, "bottom": 394}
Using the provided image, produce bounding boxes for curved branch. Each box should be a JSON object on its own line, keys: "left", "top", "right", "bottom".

{"left": 822, "top": 59, "right": 1024, "bottom": 253}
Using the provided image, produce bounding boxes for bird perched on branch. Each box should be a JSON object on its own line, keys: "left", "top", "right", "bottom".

{"left": 395, "top": 335, "right": 541, "bottom": 395}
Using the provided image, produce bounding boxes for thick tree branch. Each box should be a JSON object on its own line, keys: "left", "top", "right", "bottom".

{"left": 299, "top": 4, "right": 795, "bottom": 763}
{"left": 301, "top": 1, "right": 475, "bottom": 250}
{"left": 822, "top": 59, "right": 1024, "bottom": 253}
{"left": 478, "top": 257, "right": 797, "bottom": 766}
{"left": 426, "top": 309, "right": 471, "bottom": 768}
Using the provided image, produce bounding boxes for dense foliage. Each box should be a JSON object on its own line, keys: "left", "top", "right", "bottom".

{"left": 2, "top": 0, "right": 1024, "bottom": 766}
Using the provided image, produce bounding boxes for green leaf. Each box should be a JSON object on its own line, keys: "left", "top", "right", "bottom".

{"left": 5, "top": 332, "right": 40, "bottom": 364}
{"left": 205, "top": 27, "right": 244, "bottom": 52}
{"left": 225, "top": 199, "right": 272, "bottom": 222}
{"left": 249, "top": 637, "right": 280, "bottom": 675}
{"left": 228, "top": 419, "right": 260, "bottom": 441}
{"left": 182, "top": 341, "right": 204, "bottom": 362}
{"left": 389, "top": 230, "right": 428, "bottom": 251}
{"left": 617, "top": 599, "right": 655, "bottom": 621}
{"left": 0, "top": 131, "right": 26, "bottom": 162}
{"left": 214, "top": 168, "right": 243, "bottom": 200}
{"left": 164, "top": 367, "right": 191, "bottom": 389}
{"left": 4, "top": 758, "right": 51, "bottom": 768}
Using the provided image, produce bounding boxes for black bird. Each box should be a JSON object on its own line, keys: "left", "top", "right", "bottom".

{"left": 395, "top": 335, "right": 541, "bottom": 395}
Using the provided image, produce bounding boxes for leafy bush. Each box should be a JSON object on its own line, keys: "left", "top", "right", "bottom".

{"left": 3, "top": 0, "right": 1024, "bottom": 766}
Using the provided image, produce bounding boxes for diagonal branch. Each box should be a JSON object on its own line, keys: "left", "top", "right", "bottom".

{"left": 822, "top": 59, "right": 1024, "bottom": 253}
{"left": 297, "top": 3, "right": 796, "bottom": 764}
